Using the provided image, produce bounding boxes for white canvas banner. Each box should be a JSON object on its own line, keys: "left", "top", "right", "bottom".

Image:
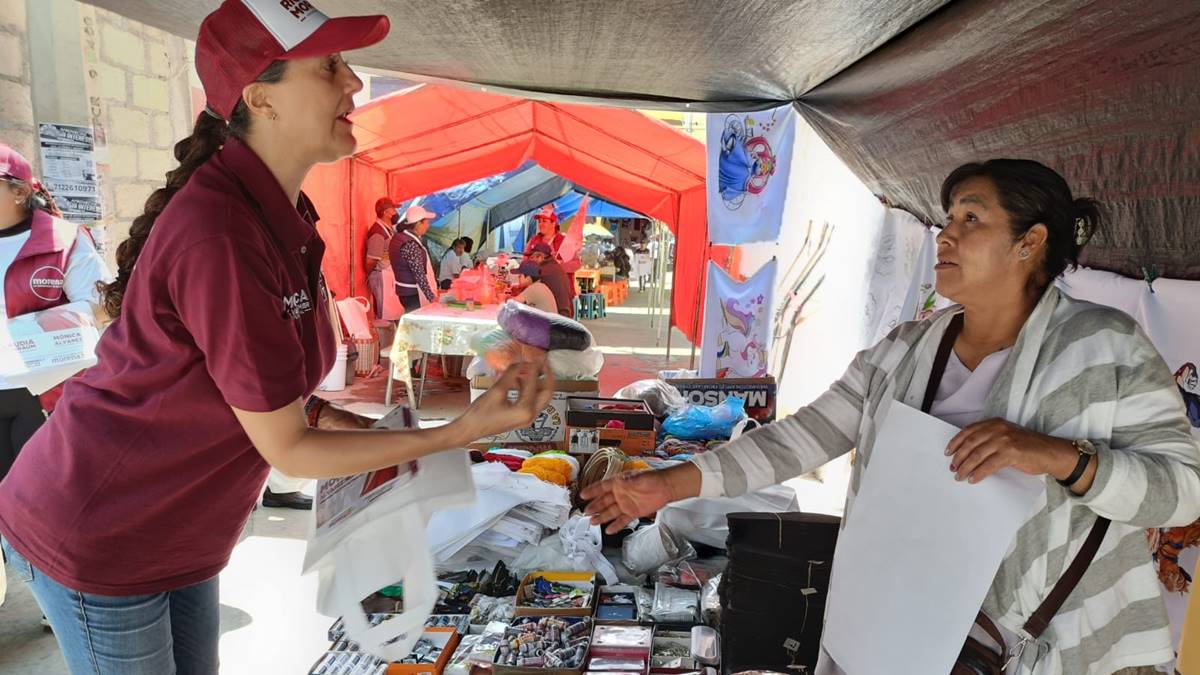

{"left": 863, "top": 209, "right": 941, "bottom": 345}
{"left": 700, "top": 259, "right": 777, "bottom": 378}
{"left": 1058, "top": 268, "right": 1200, "bottom": 661}
{"left": 707, "top": 105, "right": 796, "bottom": 244}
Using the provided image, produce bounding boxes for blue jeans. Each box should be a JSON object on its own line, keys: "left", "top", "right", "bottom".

{"left": 2, "top": 538, "right": 219, "bottom": 674}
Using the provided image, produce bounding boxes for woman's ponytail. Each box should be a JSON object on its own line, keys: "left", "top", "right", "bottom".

{"left": 99, "top": 111, "right": 227, "bottom": 318}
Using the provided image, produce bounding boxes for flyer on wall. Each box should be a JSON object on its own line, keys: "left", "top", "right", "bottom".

{"left": 38, "top": 123, "right": 102, "bottom": 223}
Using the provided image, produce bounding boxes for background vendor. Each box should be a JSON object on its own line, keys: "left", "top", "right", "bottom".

{"left": 438, "top": 237, "right": 468, "bottom": 290}
{"left": 526, "top": 204, "right": 563, "bottom": 256}
{"left": 365, "top": 196, "right": 397, "bottom": 319}
{"left": 527, "top": 242, "right": 574, "bottom": 317}
{"left": 389, "top": 204, "right": 437, "bottom": 312}
{"left": 512, "top": 261, "right": 557, "bottom": 314}
{"left": 0, "top": 144, "right": 111, "bottom": 481}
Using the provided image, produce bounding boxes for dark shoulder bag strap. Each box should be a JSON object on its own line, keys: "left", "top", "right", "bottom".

{"left": 922, "top": 312, "right": 964, "bottom": 413}
{"left": 1023, "top": 517, "right": 1111, "bottom": 638}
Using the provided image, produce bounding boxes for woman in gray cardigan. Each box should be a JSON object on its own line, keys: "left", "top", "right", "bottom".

{"left": 585, "top": 159, "right": 1200, "bottom": 674}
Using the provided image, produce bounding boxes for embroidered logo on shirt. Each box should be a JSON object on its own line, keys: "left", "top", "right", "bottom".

{"left": 282, "top": 289, "right": 313, "bottom": 320}
{"left": 29, "top": 265, "right": 66, "bottom": 302}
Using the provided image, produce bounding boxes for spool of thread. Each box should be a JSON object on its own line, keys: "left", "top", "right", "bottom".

{"left": 517, "top": 657, "right": 545, "bottom": 668}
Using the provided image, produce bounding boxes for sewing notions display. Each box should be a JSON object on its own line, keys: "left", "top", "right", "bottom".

{"left": 524, "top": 576, "right": 591, "bottom": 609}
{"left": 495, "top": 617, "right": 593, "bottom": 668}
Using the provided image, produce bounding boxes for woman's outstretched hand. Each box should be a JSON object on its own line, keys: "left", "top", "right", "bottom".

{"left": 582, "top": 464, "right": 702, "bottom": 534}
{"left": 452, "top": 361, "right": 556, "bottom": 443}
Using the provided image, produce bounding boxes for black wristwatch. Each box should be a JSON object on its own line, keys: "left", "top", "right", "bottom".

{"left": 1057, "top": 439, "right": 1097, "bottom": 488}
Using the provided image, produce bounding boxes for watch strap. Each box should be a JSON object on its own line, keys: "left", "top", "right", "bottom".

{"left": 1057, "top": 447, "right": 1091, "bottom": 488}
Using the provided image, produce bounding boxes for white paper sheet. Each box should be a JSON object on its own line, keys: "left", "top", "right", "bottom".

{"left": 822, "top": 402, "right": 1043, "bottom": 675}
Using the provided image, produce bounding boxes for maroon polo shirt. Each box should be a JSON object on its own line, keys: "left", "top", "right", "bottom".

{"left": 0, "top": 138, "right": 337, "bottom": 595}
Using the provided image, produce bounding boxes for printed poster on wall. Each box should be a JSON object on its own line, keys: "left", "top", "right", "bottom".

{"left": 700, "top": 259, "right": 777, "bottom": 378}
{"left": 38, "top": 123, "right": 101, "bottom": 223}
{"left": 1058, "top": 269, "right": 1200, "bottom": 664}
{"left": 706, "top": 104, "right": 796, "bottom": 245}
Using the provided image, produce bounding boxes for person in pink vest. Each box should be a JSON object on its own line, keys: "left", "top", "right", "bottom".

{"left": 0, "top": 144, "right": 111, "bottom": 481}
{"left": 0, "top": 2, "right": 553, "bottom": 672}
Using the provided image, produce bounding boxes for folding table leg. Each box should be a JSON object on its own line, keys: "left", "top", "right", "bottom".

{"left": 416, "top": 353, "right": 429, "bottom": 408}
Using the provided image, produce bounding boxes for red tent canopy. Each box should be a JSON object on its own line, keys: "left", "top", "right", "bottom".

{"left": 303, "top": 84, "right": 711, "bottom": 343}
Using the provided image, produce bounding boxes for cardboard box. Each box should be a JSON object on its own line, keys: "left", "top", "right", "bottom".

{"left": 515, "top": 571, "right": 597, "bottom": 617}
{"left": 665, "top": 377, "right": 777, "bottom": 423}
{"left": 565, "top": 398, "right": 655, "bottom": 455}
{"left": 387, "top": 627, "right": 461, "bottom": 675}
{"left": 469, "top": 378, "right": 600, "bottom": 450}
{"left": 493, "top": 616, "right": 593, "bottom": 675}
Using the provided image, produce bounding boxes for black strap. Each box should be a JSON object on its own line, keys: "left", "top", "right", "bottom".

{"left": 922, "top": 312, "right": 964, "bottom": 413}
{"left": 1022, "top": 517, "right": 1110, "bottom": 638}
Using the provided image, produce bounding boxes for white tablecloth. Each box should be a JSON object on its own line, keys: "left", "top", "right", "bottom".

{"left": 387, "top": 303, "right": 500, "bottom": 406}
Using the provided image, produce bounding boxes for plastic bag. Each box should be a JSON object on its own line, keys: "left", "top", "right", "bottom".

{"left": 497, "top": 300, "right": 593, "bottom": 351}
{"left": 651, "top": 582, "right": 699, "bottom": 623}
{"left": 621, "top": 522, "right": 695, "bottom": 575}
{"left": 302, "top": 410, "right": 476, "bottom": 661}
{"left": 547, "top": 347, "right": 604, "bottom": 379}
{"left": 701, "top": 574, "right": 721, "bottom": 627}
{"left": 656, "top": 484, "right": 801, "bottom": 548}
{"left": 661, "top": 396, "right": 747, "bottom": 440}
{"left": 334, "top": 296, "right": 374, "bottom": 340}
{"left": 469, "top": 327, "right": 547, "bottom": 374}
{"left": 511, "top": 513, "right": 619, "bottom": 584}
{"left": 613, "top": 379, "right": 687, "bottom": 417}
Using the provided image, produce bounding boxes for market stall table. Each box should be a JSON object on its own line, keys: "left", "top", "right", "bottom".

{"left": 386, "top": 303, "right": 500, "bottom": 408}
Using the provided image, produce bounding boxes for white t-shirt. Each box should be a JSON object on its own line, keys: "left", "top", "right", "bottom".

{"left": 439, "top": 249, "right": 467, "bottom": 282}
{"left": 0, "top": 223, "right": 113, "bottom": 392}
{"left": 514, "top": 281, "right": 558, "bottom": 315}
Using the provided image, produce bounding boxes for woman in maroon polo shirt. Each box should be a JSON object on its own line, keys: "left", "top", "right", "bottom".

{"left": 0, "top": 2, "right": 553, "bottom": 673}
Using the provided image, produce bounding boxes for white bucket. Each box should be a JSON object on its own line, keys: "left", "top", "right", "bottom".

{"left": 319, "top": 344, "right": 349, "bottom": 392}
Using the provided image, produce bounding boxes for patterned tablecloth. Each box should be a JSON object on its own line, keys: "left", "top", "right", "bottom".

{"left": 387, "top": 303, "right": 500, "bottom": 406}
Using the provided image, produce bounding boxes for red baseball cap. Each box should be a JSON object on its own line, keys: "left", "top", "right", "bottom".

{"left": 0, "top": 144, "right": 34, "bottom": 184}
{"left": 196, "top": 0, "right": 390, "bottom": 121}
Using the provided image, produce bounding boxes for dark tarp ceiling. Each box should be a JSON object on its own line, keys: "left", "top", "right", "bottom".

{"left": 84, "top": 0, "right": 1200, "bottom": 280}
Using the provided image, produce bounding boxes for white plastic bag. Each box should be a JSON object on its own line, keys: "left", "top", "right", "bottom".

{"left": 335, "top": 296, "right": 374, "bottom": 340}
{"left": 621, "top": 522, "right": 694, "bottom": 575}
{"left": 303, "top": 407, "right": 476, "bottom": 660}
{"left": 656, "top": 484, "right": 800, "bottom": 548}
{"left": 547, "top": 347, "right": 604, "bottom": 380}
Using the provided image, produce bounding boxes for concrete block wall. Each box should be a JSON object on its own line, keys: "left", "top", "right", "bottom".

{"left": 0, "top": 1, "right": 35, "bottom": 167}
{"left": 85, "top": 7, "right": 194, "bottom": 267}
{"left": 0, "top": 1, "right": 196, "bottom": 270}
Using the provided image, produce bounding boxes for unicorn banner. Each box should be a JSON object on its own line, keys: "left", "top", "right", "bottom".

{"left": 706, "top": 105, "right": 796, "bottom": 245}
{"left": 700, "top": 259, "right": 777, "bottom": 378}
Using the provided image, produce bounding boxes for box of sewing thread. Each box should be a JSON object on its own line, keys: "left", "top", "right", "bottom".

{"left": 493, "top": 616, "right": 594, "bottom": 675}
{"left": 514, "top": 571, "right": 597, "bottom": 618}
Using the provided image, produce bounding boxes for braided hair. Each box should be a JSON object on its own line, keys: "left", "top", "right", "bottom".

{"left": 100, "top": 61, "right": 287, "bottom": 317}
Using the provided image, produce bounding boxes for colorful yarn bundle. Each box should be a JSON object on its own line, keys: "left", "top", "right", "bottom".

{"left": 483, "top": 448, "right": 531, "bottom": 471}
{"left": 652, "top": 436, "right": 709, "bottom": 460}
{"left": 622, "top": 459, "right": 651, "bottom": 472}
{"left": 517, "top": 452, "right": 580, "bottom": 487}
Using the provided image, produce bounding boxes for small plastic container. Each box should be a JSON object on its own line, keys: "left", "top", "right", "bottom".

{"left": 319, "top": 344, "right": 348, "bottom": 392}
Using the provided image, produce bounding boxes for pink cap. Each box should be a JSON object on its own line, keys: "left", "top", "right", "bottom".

{"left": 196, "top": 0, "right": 390, "bottom": 120}
{"left": 0, "top": 144, "right": 34, "bottom": 184}
{"left": 403, "top": 205, "right": 437, "bottom": 223}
